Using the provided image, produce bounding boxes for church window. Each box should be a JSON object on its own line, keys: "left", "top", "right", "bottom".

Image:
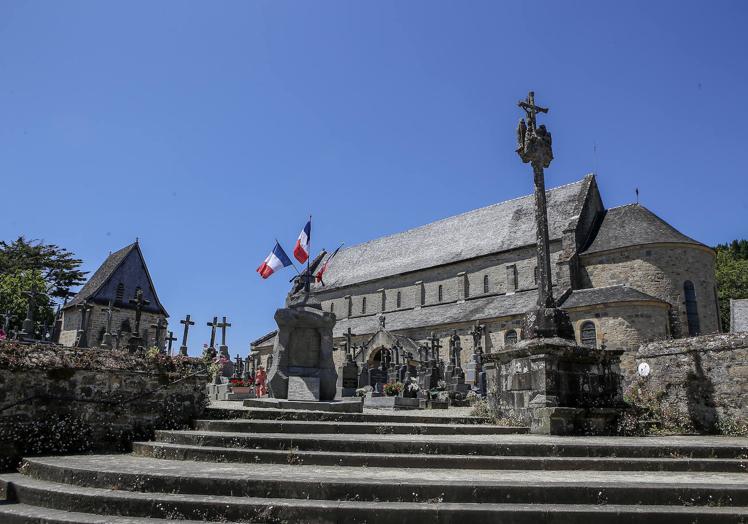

{"left": 116, "top": 282, "right": 124, "bottom": 303}
{"left": 580, "top": 321, "right": 597, "bottom": 348}
{"left": 534, "top": 267, "right": 539, "bottom": 285}
{"left": 507, "top": 265, "right": 518, "bottom": 291}
{"left": 684, "top": 281, "right": 700, "bottom": 336}
{"left": 362, "top": 297, "right": 367, "bottom": 314}
{"left": 381, "top": 292, "right": 386, "bottom": 312}
{"left": 330, "top": 302, "right": 335, "bottom": 313}
{"left": 504, "top": 329, "right": 518, "bottom": 346}
{"left": 438, "top": 285, "right": 443, "bottom": 302}
{"left": 483, "top": 275, "right": 489, "bottom": 294}
{"left": 396, "top": 291, "right": 402, "bottom": 309}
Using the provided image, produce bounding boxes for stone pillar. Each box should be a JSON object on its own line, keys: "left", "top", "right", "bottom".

{"left": 414, "top": 281, "right": 424, "bottom": 310}
{"left": 457, "top": 272, "right": 468, "bottom": 303}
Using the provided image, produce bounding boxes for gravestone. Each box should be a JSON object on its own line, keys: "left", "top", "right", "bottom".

{"left": 340, "top": 355, "right": 359, "bottom": 397}
{"left": 358, "top": 362, "right": 370, "bottom": 388}
{"left": 368, "top": 366, "right": 388, "bottom": 397}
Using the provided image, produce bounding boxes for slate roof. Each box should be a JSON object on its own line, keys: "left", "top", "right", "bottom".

{"left": 251, "top": 330, "right": 277, "bottom": 347}
{"left": 332, "top": 290, "right": 539, "bottom": 338}
{"left": 559, "top": 285, "right": 666, "bottom": 309}
{"left": 65, "top": 242, "right": 168, "bottom": 316}
{"left": 314, "top": 176, "right": 593, "bottom": 290}
{"left": 66, "top": 244, "right": 137, "bottom": 308}
{"left": 583, "top": 204, "right": 704, "bottom": 254}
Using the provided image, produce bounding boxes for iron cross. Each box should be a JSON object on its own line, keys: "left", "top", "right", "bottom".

{"left": 216, "top": 316, "right": 232, "bottom": 346}
{"left": 518, "top": 91, "right": 548, "bottom": 131}
{"left": 164, "top": 331, "right": 177, "bottom": 355}
{"left": 207, "top": 317, "right": 219, "bottom": 349}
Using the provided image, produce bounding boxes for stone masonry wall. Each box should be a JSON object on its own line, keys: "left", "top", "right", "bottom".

{"left": 625, "top": 333, "right": 748, "bottom": 431}
{"left": 580, "top": 244, "right": 719, "bottom": 338}
{"left": 60, "top": 306, "right": 167, "bottom": 349}
{"left": 565, "top": 303, "right": 670, "bottom": 352}
{"left": 0, "top": 342, "right": 208, "bottom": 471}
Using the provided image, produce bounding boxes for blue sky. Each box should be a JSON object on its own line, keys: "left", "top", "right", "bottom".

{"left": 1, "top": 1, "right": 746, "bottom": 355}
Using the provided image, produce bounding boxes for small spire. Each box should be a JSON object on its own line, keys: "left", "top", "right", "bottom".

{"left": 135, "top": 237, "right": 139, "bottom": 244}
{"left": 635, "top": 188, "right": 639, "bottom": 204}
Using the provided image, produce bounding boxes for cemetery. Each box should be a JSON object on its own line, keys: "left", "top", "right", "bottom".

{"left": 0, "top": 88, "right": 745, "bottom": 522}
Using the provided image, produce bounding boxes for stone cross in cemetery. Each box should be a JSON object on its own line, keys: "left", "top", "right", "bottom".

{"left": 150, "top": 318, "right": 167, "bottom": 351}
{"left": 344, "top": 327, "right": 356, "bottom": 358}
{"left": 206, "top": 317, "right": 219, "bottom": 357}
{"left": 2, "top": 311, "right": 16, "bottom": 334}
{"left": 516, "top": 91, "right": 573, "bottom": 339}
{"left": 128, "top": 288, "right": 150, "bottom": 352}
{"left": 164, "top": 331, "right": 177, "bottom": 355}
{"left": 429, "top": 332, "right": 442, "bottom": 362}
{"left": 74, "top": 302, "right": 93, "bottom": 348}
{"left": 100, "top": 300, "right": 120, "bottom": 350}
{"left": 233, "top": 354, "right": 243, "bottom": 379}
{"left": 216, "top": 316, "right": 232, "bottom": 358}
{"left": 21, "top": 290, "right": 42, "bottom": 340}
{"left": 179, "top": 314, "right": 195, "bottom": 356}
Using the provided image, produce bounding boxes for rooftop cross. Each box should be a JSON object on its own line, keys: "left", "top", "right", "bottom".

{"left": 179, "top": 314, "right": 195, "bottom": 356}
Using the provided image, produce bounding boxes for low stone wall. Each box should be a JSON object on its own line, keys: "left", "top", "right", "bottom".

{"left": 627, "top": 333, "right": 747, "bottom": 432}
{"left": 0, "top": 341, "right": 209, "bottom": 471}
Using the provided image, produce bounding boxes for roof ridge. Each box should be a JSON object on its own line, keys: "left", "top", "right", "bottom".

{"left": 335, "top": 176, "right": 588, "bottom": 254}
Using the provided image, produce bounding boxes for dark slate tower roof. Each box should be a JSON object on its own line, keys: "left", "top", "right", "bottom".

{"left": 583, "top": 204, "right": 704, "bottom": 254}
{"left": 64, "top": 242, "right": 168, "bottom": 316}
{"left": 316, "top": 175, "right": 595, "bottom": 290}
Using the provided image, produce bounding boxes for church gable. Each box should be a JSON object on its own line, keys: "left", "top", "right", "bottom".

{"left": 65, "top": 242, "right": 168, "bottom": 317}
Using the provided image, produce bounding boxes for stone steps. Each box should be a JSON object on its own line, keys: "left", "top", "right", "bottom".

{"left": 193, "top": 418, "right": 527, "bottom": 435}
{"left": 1, "top": 406, "right": 747, "bottom": 522}
{"left": 206, "top": 406, "right": 491, "bottom": 424}
{"left": 154, "top": 429, "right": 748, "bottom": 459}
{"left": 1, "top": 474, "right": 747, "bottom": 524}
{"left": 132, "top": 441, "right": 748, "bottom": 472}
{"left": 14, "top": 456, "right": 748, "bottom": 506}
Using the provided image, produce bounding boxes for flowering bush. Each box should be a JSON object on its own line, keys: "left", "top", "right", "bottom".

{"left": 383, "top": 382, "right": 403, "bottom": 396}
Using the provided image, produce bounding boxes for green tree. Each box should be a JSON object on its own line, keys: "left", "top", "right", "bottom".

{"left": 714, "top": 239, "right": 748, "bottom": 331}
{"left": 0, "top": 237, "right": 87, "bottom": 334}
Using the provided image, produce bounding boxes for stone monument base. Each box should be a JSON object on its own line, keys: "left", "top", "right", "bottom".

{"left": 522, "top": 307, "right": 574, "bottom": 339}
{"left": 243, "top": 398, "right": 363, "bottom": 413}
{"left": 484, "top": 337, "right": 623, "bottom": 435}
{"left": 364, "top": 396, "right": 420, "bottom": 410}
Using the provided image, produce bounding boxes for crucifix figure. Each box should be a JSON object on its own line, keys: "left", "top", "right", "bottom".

{"left": 469, "top": 322, "right": 485, "bottom": 354}
{"left": 100, "top": 299, "right": 120, "bottom": 350}
{"left": 74, "top": 302, "right": 93, "bottom": 348}
{"left": 207, "top": 317, "right": 219, "bottom": 353}
{"left": 179, "top": 314, "right": 195, "bottom": 356}
{"left": 429, "top": 332, "right": 442, "bottom": 363}
{"left": 344, "top": 327, "right": 356, "bottom": 358}
{"left": 150, "top": 318, "right": 167, "bottom": 351}
{"left": 216, "top": 316, "right": 231, "bottom": 357}
{"left": 515, "top": 91, "right": 573, "bottom": 339}
{"left": 129, "top": 289, "right": 151, "bottom": 337}
{"left": 165, "top": 331, "right": 177, "bottom": 355}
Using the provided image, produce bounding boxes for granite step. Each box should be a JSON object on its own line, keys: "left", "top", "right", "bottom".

{"left": 207, "top": 406, "right": 491, "bottom": 425}
{"left": 132, "top": 441, "right": 748, "bottom": 472}
{"left": 1, "top": 474, "right": 746, "bottom": 524}
{"left": 18, "top": 455, "right": 748, "bottom": 506}
{"left": 155, "top": 430, "right": 748, "bottom": 459}
{"left": 0, "top": 502, "right": 210, "bottom": 524}
{"left": 193, "top": 418, "right": 527, "bottom": 435}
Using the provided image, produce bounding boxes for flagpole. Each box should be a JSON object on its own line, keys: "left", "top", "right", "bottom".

{"left": 306, "top": 214, "right": 312, "bottom": 294}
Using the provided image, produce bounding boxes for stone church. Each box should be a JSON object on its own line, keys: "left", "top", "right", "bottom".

{"left": 58, "top": 241, "right": 169, "bottom": 349}
{"left": 252, "top": 174, "right": 719, "bottom": 372}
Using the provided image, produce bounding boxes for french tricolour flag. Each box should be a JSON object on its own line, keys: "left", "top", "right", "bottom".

{"left": 293, "top": 219, "right": 311, "bottom": 264}
{"left": 257, "top": 242, "right": 293, "bottom": 279}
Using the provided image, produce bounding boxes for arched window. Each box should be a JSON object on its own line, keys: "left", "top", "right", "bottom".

{"left": 116, "top": 282, "right": 124, "bottom": 302}
{"left": 684, "top": 281, "right": 700, "bottom": 336}
{"left": 483, "top": 275, "right": 489, "bottom": 294}
{"left": 534, "top": 267, "right": 539, "bottom": 285}
{"left": 396, "top": 291, "right": 402, "bottom": 309}
{"left": 504, "top": 329, "right": 517, "bottom": 346}
{"left": 438, "top": 285, "right": 443, "bottom": 302}
{"left": 580, "top": 321, "right": 597, "bottom": 348}
{"left": 330, "top": 302, "right": 335, "bottom": 313}
{"left": 362, "top": 297, "right": 367, "bottom": 314}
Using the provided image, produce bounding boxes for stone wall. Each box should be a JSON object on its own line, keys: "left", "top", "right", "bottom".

{"left": 60, "top": 306, "right": 167, "bottom": 348}
{"left": 625, "top": 333, "right": 747, "bottom": 432}
{"left": 0, "top": 341, "right": 208, "bottom": 471}
{"left": 565, "top": 302, "right": 670, "bottom": 351}
{"left": 580, "top": 244, "right": 720, "bottom": 337}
